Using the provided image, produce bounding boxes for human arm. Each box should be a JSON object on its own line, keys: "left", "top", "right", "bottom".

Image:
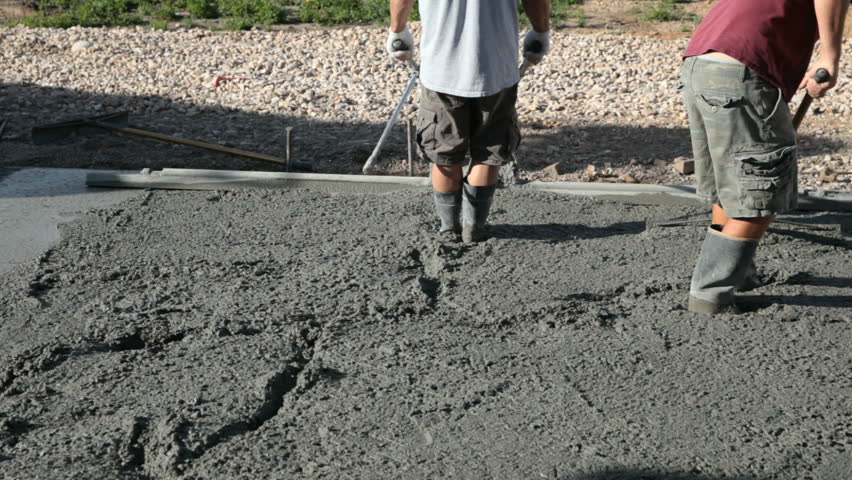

{"left": 387, "top": 0, "right": 416, "bottom": 61}
{"left": 521, "top": 0, "right": 551, "bottom": 64}
{"left": 799, "top": 0, "right": 849, "bottom": 97}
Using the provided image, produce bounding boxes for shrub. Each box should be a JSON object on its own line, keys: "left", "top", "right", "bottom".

{"left": 298, "top": 0, "right": 418, "bottom": 26}
{"left": 643, "top": 0, "right": 699, "bottom": 23}
{"left": 18, "top": 0, "right": 140, "bottom": 27}
{"left": 186, "top": 0, "right": 218, "bottom": 18}
{"left": 217, "top": 0, "right": 285, "bottom": 25}
{"left": 153, "top": 3, "right": 177, "bottom": 19}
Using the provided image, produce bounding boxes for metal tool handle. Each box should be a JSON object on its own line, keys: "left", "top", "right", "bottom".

{"left": 362, "top": 71, "right": 419, "bottom": 174}
{"left": 392, "top": 38, "right": 419, "bottom": 73}
{"left": 362, "top": 38, "right": 421, "bottom": 174}
{"left": 103, "top": 123, "right": 312, "bottom": 171}
{"left": 792, "top": 68, "right": 831, "bottom": 131}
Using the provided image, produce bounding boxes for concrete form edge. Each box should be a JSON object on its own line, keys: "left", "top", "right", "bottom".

{"left": 84, "top": 168, "right": 852, "bottom": 210}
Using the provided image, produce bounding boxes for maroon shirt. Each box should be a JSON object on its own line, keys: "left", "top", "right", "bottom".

{"left": 684, "top": 0, "right": 819, "bottom": 101}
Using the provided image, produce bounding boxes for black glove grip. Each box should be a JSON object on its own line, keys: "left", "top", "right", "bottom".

{"left": 392, "top": 39, "right": 409, "bottom": 52}
{"left": 525, "top": 40, "right": 543, "bottom": 54}
{"left": 813, "top": 68, "right": 830, "bottom": 83}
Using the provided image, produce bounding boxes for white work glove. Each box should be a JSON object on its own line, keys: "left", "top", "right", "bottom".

{"left": 523, "top": 29, "right": 551, "bottom": 65}
{"left": 386, "top": 27, "right": 414, "bottom": 62}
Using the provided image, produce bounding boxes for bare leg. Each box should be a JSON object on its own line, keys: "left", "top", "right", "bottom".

{"left": 467, "top": 163, "right": 500, "bottom": 186}
{"left": 722, "top": 216, "right": 774, "bottom": 240}
{"left": 711, "top": 203, "right": 730, "bottom": 226}
{"left": 432, "top": 164, "right": 463, "bottom": 192}
{"left": 713, "top": 204, "right": 773, "bottom": 239}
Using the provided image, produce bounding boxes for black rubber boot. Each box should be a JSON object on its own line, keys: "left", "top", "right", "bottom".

{"left": 461, "top": 181, "right": 496, "bottom": 243}
{"left": 433, "top": 189, "right": 462, "bottom": 235}
{"left": 688, "top": 226, "right": 759, "bottom": 314}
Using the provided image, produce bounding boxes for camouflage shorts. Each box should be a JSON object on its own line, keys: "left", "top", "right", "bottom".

{"left": 416, "top": 85, "right": 521, "bottom": 167}
{"left": 681, "top": 56, "right": 798, "bottom": 218}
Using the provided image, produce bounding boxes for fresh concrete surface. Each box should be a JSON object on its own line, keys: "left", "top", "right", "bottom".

{"left": 0, "top": 168, "right": 139, "bottom": 277}
{"left": 0, "top": 185, "right": 849, "bottom": 479}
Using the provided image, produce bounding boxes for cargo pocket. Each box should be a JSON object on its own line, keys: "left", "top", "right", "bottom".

{"left": 733, "top": 145, "right": 797, "bottom": 211}
{"left": 745, "top": 82, "right": 782, "bottom": 122}
{"left": 696, "top": 91, "right": 744, "bottom": 109}
{"left": 416, "top": 108, "right": 439, "bottom": 152}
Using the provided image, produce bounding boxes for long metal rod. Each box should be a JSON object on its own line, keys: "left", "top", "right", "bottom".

{"left": 70, "top": 121, "right": 310, "bottom": 170}
{"left": 407, "top": 118, "right": 414, "bottom": 177}
{"left": 362, "top": 71, "right": 419, "bottom": 174}
{"left": 285, "top": 127, "right": 293, "bottom": 172}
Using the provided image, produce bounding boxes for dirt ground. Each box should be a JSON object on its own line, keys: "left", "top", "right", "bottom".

{"left": 0, "top": 186, "right": 849, "bottom": 479}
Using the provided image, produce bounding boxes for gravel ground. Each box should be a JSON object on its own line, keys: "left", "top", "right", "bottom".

{"left": 0, "top": 186, "right": 849, "bottom": 479}
{"left": 0, "top": 24, "right": 850, "bottom": 188}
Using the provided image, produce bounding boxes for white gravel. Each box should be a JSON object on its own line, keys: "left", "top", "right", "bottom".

{"left": 0, "top": 24, "right": 849, "bottom": 188}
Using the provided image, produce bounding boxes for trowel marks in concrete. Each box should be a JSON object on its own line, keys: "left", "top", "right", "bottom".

{"left": 0, "top": 188, "right": 849, "bottom": 479}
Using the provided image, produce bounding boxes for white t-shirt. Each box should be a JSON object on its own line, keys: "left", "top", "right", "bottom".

{"left": 418, "top": 0, "right": 520, "bottom": 98}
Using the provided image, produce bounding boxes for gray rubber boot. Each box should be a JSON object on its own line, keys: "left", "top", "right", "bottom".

{"left": 710, "top": 224, "right": 761, "bottom": 292}
{"left": 737, "top": 259, "right": 762, "bottom": 292}
{"left": 688, "top": 226, "right": 759, "bottom": 314}
{"left": 461, "top": 181, "right": 496, "bottom": 243}
{"left": 433, "top": 189, "right": 462, "bottom": 235}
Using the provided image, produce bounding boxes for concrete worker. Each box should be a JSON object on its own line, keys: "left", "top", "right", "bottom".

{"left": 681, "top": 0, "right": 849, "bottom": 314}
{"left": 387, "top": 0, "right": 552, "bottom": 243}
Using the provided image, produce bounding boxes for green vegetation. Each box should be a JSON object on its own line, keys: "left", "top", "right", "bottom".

{"left": 572, "top": 7, "right": 587, "bottom": 27}
{"left": 298, "top": 0, "right": 418, "bottom": 25}
{"left": 185, "top": 0, "right": 218, "bottom": 19}
{"left": 523, "top": 0, "right": 582, "bottom": 25}
{"left": 642, "top": 0, "right": 697, "bottom": 22}
{"left": 17, "top": 0, "right": 142, "bottom": 28}
{"left": 12, "top": 0, "right": 289, "bottom": 29}
{"left": 9, "top": 0, "right": 587, "bottom": 30}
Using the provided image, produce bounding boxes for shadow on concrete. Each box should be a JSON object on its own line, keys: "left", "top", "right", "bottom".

{"left": 490, "top": 221, "right": 645, "bottom": 241}
{"left": 740, "top": 294, "right": 852, "bottom": 310}
{"left": 1, "top": 81, "right": 847, "bottom": 199}
{"left": 784, "top": 272, "right": 851, "bottom": 288}
{"left": 780, "top": 212, "right": 852, "bottom": 237}
{"left": 767, "top": 227, "right": 848, "bottom": 248}
{"left": 567, "top": 469, "right": 760, "bottom": 480}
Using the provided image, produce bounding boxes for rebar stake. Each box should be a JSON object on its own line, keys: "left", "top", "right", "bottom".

{"left": 285, "top": 127, "right": 293, "bottom": 172}
{"left": 406, "top": 119, "right": 414, "bottom": 177}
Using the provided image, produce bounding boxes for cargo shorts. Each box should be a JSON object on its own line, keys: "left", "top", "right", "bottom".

{"left": 416, "top": 85, "right": 521, "bottom": 167}
{"left": 681, "top": 56, "right": 798, "bottom": 218}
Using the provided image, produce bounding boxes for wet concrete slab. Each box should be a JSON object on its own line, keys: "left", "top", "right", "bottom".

{"left": 0, "top": 168, "right": 139, "bottom": 277}
{"left": 0, "top": 184, "right": 849, "bottom": 479}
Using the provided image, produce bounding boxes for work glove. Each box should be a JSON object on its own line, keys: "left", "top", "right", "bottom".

{"left": 523, "top": 29, "right": 551, "bottom": 65}
{"left": 386, "top": 27, "right": 414, "bottom": 62}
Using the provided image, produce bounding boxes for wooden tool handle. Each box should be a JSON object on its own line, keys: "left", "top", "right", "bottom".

{"left": 792, "top": 68, "right": 831, "bottom": 131}
{"left": 116, "top": 126, "right": 283, "bottom": 164}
